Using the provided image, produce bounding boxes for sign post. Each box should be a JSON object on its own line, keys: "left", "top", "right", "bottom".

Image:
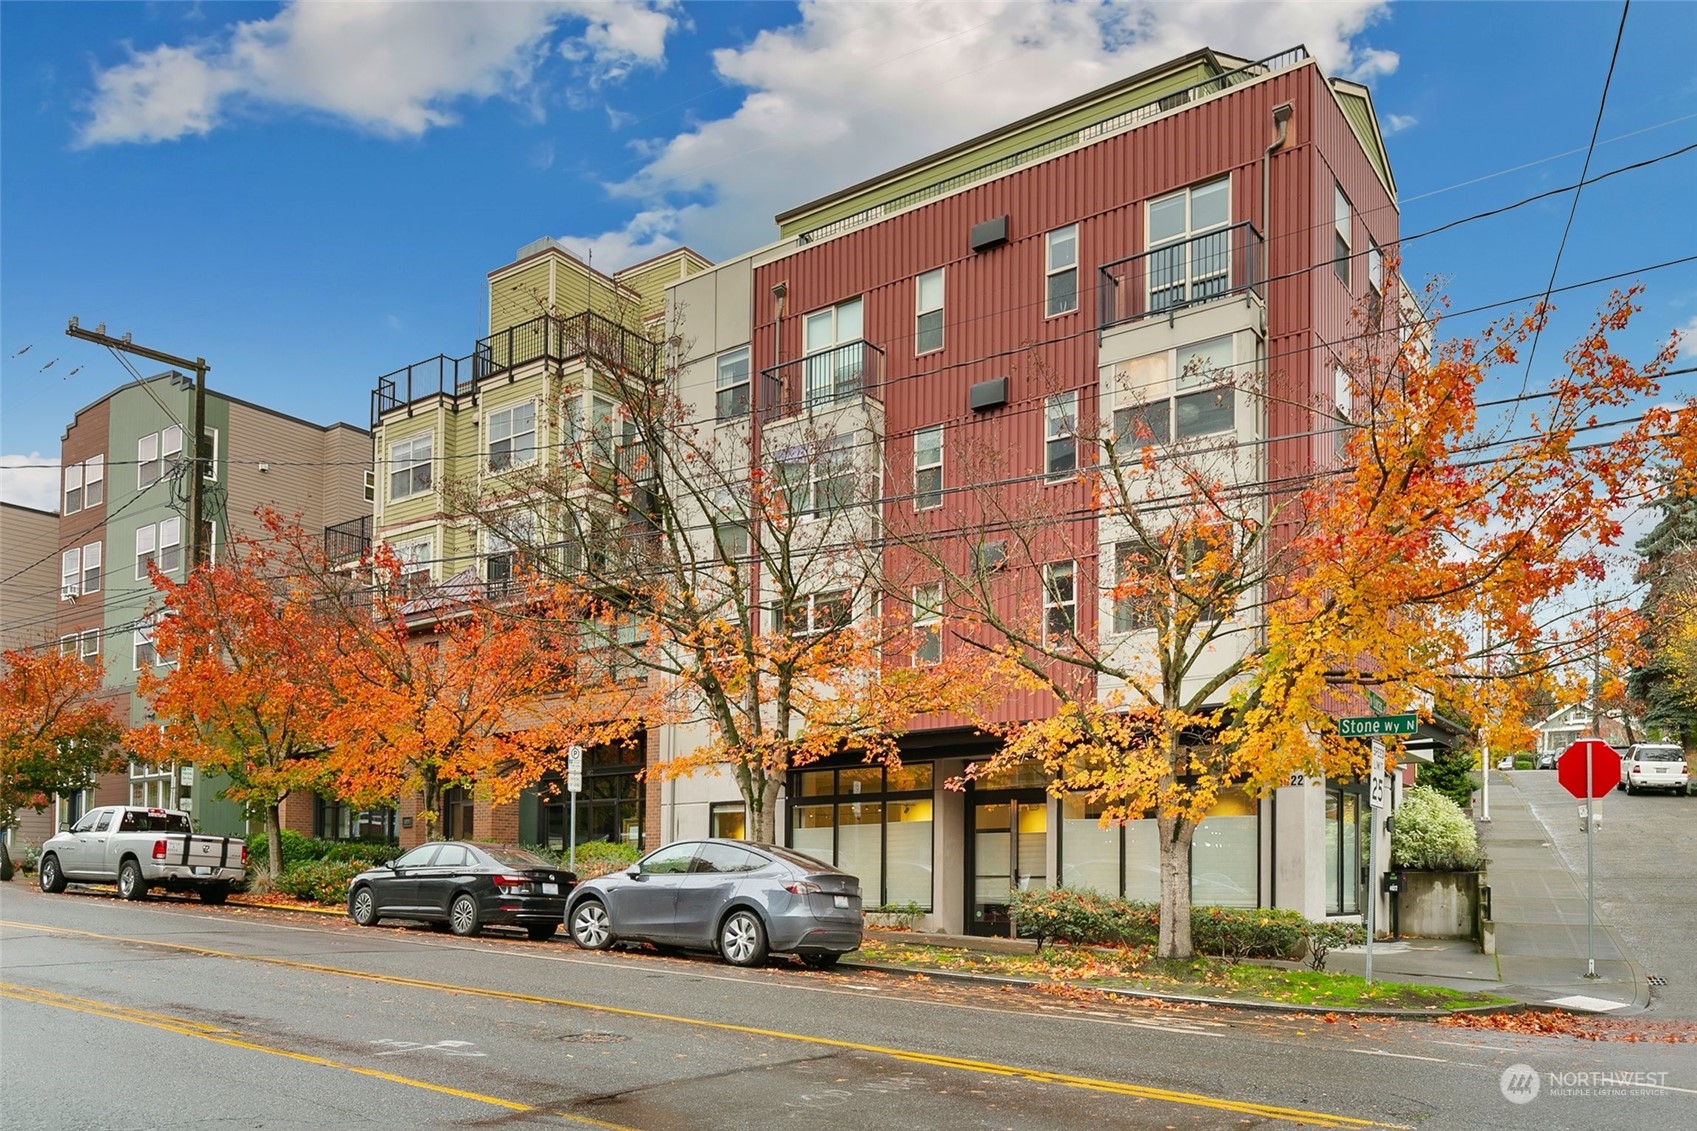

{"left": 567, "top": 745, "right": 584, "bottom": 874}
{"left": 1365, "top": 740, "right": 1387, "bottom": 982}
{"left": 1557, "top": 737, "right": 1620, "bottom": 979}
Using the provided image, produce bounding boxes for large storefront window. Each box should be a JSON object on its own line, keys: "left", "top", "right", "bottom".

{"left": 789, "top": 763, "right": 933, "bottom": 910}
{"left": 315, "top": 798, "right": 397, "bottom": 843}
{"left": 534, "top": 742, "right": 645, "bottom": 851}
{"left": 1057, "top": 789, "right": 1258, "bottom": 907}
{"left": 1325, "top": 785, "right": 1368, "bottom": 915}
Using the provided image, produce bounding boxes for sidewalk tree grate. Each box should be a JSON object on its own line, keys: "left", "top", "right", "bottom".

{"left": 1647, "top": 975, "right": 1668, "bottom": 986}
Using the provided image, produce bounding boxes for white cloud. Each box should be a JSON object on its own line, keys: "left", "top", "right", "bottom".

{"left": 78, "top": 0, "right": 677, "bottom": 146}
{"left": 1384, "top": 113, "right": 1418, "bottom": 135}
{"left": 0, "top": 453, "right": 62, "bottom": 512}
{"left": 560, "top": 0, "right": 1397, "bottom": 268}
{"left": 1678, "top": 314, "right": 1697, "bottom": 359}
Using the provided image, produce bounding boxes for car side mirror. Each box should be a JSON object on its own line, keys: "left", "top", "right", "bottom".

{"left": 384, "top": 859, "right": 397, "bottom": 870}
{"left": 626, "top": 865, "right": 642, "bottom": 879}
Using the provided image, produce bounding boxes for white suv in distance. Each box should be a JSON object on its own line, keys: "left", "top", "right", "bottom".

{"left": 1619, "top": 744, "right": 1689, "bottom": 795}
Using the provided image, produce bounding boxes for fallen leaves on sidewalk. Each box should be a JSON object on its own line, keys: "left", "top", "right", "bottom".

{"left": 1439, "top": 1011, "right": 1697, "bottom": 1043}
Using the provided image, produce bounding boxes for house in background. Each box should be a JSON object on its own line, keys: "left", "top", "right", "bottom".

{"left": 1, "top": 500, "right": 74, "bottom": 854}
{"left": 1531, "top": 703, "right": 1639, "bottom": 762}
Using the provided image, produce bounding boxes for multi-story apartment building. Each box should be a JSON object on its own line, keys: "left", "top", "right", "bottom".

{"left": 370, "top": 45, "right": 1428, "bottom": 934}
{"left": 48, "top": 374, "right": 370, "bottom": 838}
{"left": 655, "top": 45, "right": 1407, "bottom": 932}
{"left": 1, "top": 501, "right": 72, "bottom": 852}
{"left": 370, "top": 238, "right": 710, "bottom": 848}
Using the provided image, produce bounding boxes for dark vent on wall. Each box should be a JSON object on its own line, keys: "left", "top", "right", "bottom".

{"left": 969, "top": 216, "right": 1009, "bottom": 253}
{"left": 969, "top": 376, "right": 1008, "bottom": 412}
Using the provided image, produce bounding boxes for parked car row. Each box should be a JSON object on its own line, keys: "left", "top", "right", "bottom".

{"left": 1618, "top": 743, "right": 1690, "bottom": 795}
{"left": 345, "top": 837, "right": 864, "bottom": 967}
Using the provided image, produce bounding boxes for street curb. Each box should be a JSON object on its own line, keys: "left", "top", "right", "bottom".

{"left": 840, "top": 959, "right": 1532, "bottom": 1020}
{"left": 228, "top": 895, "right": 344, "bottom": 916}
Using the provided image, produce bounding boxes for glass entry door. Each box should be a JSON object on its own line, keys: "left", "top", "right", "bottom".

{"left": 969, "top": 792, "right": 1049, "bottom": 936}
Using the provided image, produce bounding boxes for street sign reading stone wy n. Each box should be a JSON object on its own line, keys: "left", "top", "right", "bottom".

{"left": 1557, "top": 738, "right": 1619, "bottom": 800}
{"left": 1337, "top": 714, "right": 1417, "bottom": 738}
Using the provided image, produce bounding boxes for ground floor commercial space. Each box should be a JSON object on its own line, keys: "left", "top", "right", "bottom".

{"left": 664, "top": 735, "right": 1401, "bottom": 936}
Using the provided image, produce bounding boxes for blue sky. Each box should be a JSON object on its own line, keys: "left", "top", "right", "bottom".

{"left": 3, "top": 1, "right": 1694, "bottom": 517}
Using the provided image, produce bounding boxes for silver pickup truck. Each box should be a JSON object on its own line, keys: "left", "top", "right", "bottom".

{"left": 38, "top": 805, "right": 247, "bottom": 903}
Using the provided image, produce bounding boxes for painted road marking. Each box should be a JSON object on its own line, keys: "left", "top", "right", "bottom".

{"left": 2, "top": 919, "right": 1403, "bottom": 1130}
{"left": 0, "top": 981, "right": 637, "bottom": 1130}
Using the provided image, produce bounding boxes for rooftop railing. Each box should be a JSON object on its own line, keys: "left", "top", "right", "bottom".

{"left": 757, "top": 340, "right": 886, "bottom": 424}
{"left": 323, "top": 515, "right": 372, "bottom": 566}
{"left": 1097, "top": 221, "right": 1264, "bottom": 331}
{"left": 372, "top": 311, "right": 657, "bottom": 427}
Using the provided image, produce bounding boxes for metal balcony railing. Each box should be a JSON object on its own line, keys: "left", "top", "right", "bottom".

{"left": 615, "top": 438, "right": 658, "bottom": 485}
{"left": 757, "top": 340, "right": 885, "bottom": 423}
{"left": 323, "top": 515, "right": 372, "bottom": 565}
{"left": 1097, "top": 221, "right": 1264, "bottom": 331}
{"left": 371, "top": 311, "right": 657, "bottom": 427}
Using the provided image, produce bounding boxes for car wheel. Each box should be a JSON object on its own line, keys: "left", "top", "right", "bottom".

{"left": 448, "top": 893, "right": 481, "bottom": 937}
{"left": 1625, "top": 780, "right": 1636, "bottom": 795}
{"left": 118, "top": 859, "right": 148, "bottom": 901}
{"left": 526, "top": 923, "right": 557, "bottom": 942}
{"left": 718, "top": 909, "right": 768, "bottom": 968}
{"left": 570, "top": 899, "right": 615, "bottom": 950}
{"left": 39, "top": 854, "right": 67, "bottom": 894}
{"left": 1616, "top": 780, "right": 1625, "bottom": 791}
{"left": 349, "top": 885, "right": 378, "bottom": 927}
{"left": 799, "top": 952, "right": 841, "bottom": 969}
{"left": 199, "top": 884, "right": 230, "bottom": 905}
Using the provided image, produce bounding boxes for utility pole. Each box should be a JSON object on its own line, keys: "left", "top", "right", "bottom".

{"left": 67, "top": 319, "right": 211, "bottom": 568}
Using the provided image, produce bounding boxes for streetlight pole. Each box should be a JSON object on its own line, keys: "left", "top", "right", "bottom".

{"left": 66, "top": 319, "right": 211, "bottom": 567}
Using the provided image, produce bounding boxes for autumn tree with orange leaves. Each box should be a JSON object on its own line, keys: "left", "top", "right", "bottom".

{"left": 445, "top": 321, "right": 1002, "bottom": 844}
{"left": 889, "top": 286, "right": 1679, "bottom": 958}
{"left": 0, "top": 647, "right": 123, "bottom": 878}
{"left": 135, "top": 513, "right": 344, "bottom": 876}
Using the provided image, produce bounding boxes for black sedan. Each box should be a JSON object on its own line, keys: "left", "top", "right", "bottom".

{"left": 566, "top": 839, "right": 862, "bottom": 967}
{"left": 347, "top": 842, "right": 575, "bottom": 940}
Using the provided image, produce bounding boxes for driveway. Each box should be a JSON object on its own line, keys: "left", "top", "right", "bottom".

{"left": 1500, "top": 768, "right": 1696, "bottom": 1018}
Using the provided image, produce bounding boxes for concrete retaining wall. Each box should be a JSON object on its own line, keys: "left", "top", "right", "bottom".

{"left": 1396, "top": 870, "right": 1480, "bottom": 940}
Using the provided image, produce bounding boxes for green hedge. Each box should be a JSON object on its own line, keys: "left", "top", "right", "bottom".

{"left": 275, "top": 859, "right": 366, "bottom": 904}
{"left": 246, "top": 830, "right": 397, "bottom": 873}
{"left": 1009, "top": 887, "right": 1327, "bottom": 961}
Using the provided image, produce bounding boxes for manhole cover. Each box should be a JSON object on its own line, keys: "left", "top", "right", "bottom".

{"left": 560, "top": 1032, "right": 629, "bottom": 1044}
{"left": 1647, "top": 975, "right": 1668, "bottom": 987}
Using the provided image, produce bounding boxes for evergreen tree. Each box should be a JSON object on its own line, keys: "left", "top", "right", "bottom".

{"left": 1627, "top": 490, "right": 1697, "bottom": 748}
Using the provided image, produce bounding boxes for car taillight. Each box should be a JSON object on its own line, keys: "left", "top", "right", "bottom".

{"left": 151, "top": 839, "right": 167, "bottom": 860}
{"left": 492, "top": 874, "right": 532, "bottom": 894}
{"left": 241, "top": 844, "right": 249, "bottom": 866}
{"left": 783, "top": 880, "right": 821, "bottom": 895}
{"left": 1633, "top": 763, "right": 1642, "bottom": 773}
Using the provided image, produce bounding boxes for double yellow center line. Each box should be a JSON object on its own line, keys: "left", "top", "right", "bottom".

{"left": 0, "top": 919, "right": 1402, "bottom": 1129}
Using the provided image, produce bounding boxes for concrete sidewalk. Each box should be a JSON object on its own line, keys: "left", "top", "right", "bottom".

{"left": 1287, "top": 771, "right": 1647, "bottom": 1013}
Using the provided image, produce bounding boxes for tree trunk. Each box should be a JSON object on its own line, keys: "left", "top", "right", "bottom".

{"left": 0, "top": 840, "right": 13, "bottom": 882}
{"left": 422, "top": 769, "right": 440, "bottom": 841}
{"left": 750, "top": 776, "right": 782, "bottom": 843}
{"left": 266, "top": 802, "right": 284, "bottom": 878}
{"left": 1156, "top": 812, "right": 1197, "bottom": 959}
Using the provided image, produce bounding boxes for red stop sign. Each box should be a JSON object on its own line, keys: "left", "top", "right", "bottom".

{"left": 1557, "top": 738, "right": 1620, "bottom": 799}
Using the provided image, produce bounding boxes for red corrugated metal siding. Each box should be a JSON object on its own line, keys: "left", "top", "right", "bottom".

{"left": 748, "top": 63, "right": 1395, "bottom": 727}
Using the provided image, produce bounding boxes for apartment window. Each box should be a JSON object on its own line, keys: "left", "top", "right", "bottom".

{"left": 135, "top": 518, "right": 182, "bottom": 579}
{"left": 363, "top": 470, "right": 376, "bottom": 502}
{"left": 1111, "top": 336, "right": 1237, "bottom": 449}
{"left": 715, "top": 347, "right": 751, "bottom": 420}
{"left": 1113, "top": 541, "right": 1155, "bottom": 633}
{"left": 133, "top": 623, "right": 157, "bottom": 670}
{"left": 1367, "top": 240, "right": 1382, "bottom": 298}
{"left": 1045, "top": 226, "right": 1079, "bottom": 316}
{"left": 61, "top": 634, "right": 77, "bottom": 657}
{"left": 484, "top": 514, "right": 532, "bottom": 591}
{"left": 1043, "top": 561, "right": 1077, "bottom": 646}
{"left": 913, "top": 425, "right": 943, "bottom": 510}
{"left": 81, "top": 541, "right": 102, "bottom": 594}
{"left": 913, "top": 583, "right": 942, "bottom": 665}
{"left": 777, "top": 436, "right": 855, "bottom": 520}
{"left": 803, "top": 298, "right": 866, "bottom": 406}
{"left": 61, "top": 549, "right": 81, "bottom": 600}
{"left": 1333, "top": 183, "right": 1352, "bottom": 289}
{"left": 139, "top": 424, "right": 184, "bottom": 489}
{"left": 389, "top": 434, "right": 433, "bottom": 500}
{"left": 915, "top": 269, "right": 944, "bottom": 354}
{"left": 199, "top": 428, "right": 219, "bottom": 482}
{"left": 394, "top": 537, "right": 432, "bottom": 589}
{"left": 79, "top": 628, "right": 100, "bottom": 665}
{"left": 710, "top": 802, "right": 747, "bottom": 840}
{"left": 1147, "top": 177, "right": 1229, "bottom": 311}
{"left": 64, "top": 455, "right": 102, "bottom": 513}
{"left": 781, "top": 590, "right": 852, "bottom": 636}
{"left": 1045, "top": 391, "right": 1078, "bottom": 479}
{"left": 486, "top": 401, "right": 536, "bottom": 472}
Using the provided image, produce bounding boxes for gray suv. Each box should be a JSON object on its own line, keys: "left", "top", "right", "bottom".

{"left": 566, "top": 839, "right": 862, "bottom": 967}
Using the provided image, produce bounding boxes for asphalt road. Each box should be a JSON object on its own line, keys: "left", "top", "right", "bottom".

{"left": 1, "top": 882, "right": 1691, "bottom": 1130}
{"left": 1503, "top": 767, "right": 1697, "bottom": 1018}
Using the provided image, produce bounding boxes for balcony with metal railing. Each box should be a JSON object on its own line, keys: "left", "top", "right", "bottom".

{"left": 1097, "top": 221, "right": 1264, "bottom": 332}
{"left": 323, "top": 515, "right": 372, "bottom": 566}
{"left": 371, "top": 311, "right": 658, "bottom": 427}
{"left": 756, "top": 340, "right": 886, "bottom": 424}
